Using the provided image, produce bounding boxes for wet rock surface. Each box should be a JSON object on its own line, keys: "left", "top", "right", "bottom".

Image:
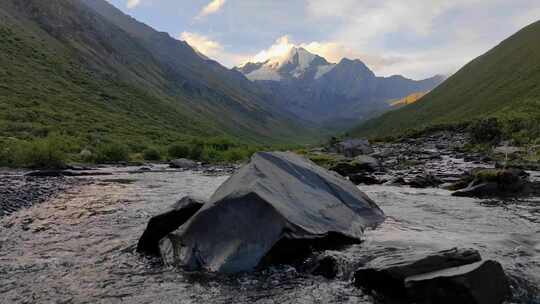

{"left": 161, "top": 152, "right": 384, "bottom": 273}
{"left": 406, "top": 260, "right": 511, "bottom": 304}
{"left": 137, "top": 196, "right": 205, "bottom": 256}
{"left": 352, "top": 248, "right": 511, "bottom": 303}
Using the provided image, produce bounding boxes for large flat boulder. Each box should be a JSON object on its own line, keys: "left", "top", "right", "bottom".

{"left": 354, "top": 248, "right": 481, "bottom": 295}
{"left": 406, "top": 260, "right": 511, "bottom": 304}
{"left": 452, "top": 168, "right": 528, "bottom": 198}
{"left": 353, "top": 248, "right": 510, "bottom": 304}
{"left": 160, "top": 152, "right": 385, "bottom": 273}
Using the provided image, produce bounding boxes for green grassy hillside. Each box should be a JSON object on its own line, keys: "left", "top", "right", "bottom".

{"left": 0, "top": 0, "right": 317, "bottom": 166}
{"left": 352, "top": 20, "right": 540, "bottom": 141}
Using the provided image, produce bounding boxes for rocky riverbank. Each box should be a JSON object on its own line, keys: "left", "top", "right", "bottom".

{"left": 0, "top": 163, "right": 238, "bottom": 219}
{"left": 0, "top": 171, "right": 87, "bottom": 218}
{"left": 311, "top": 131, "right": 540, "bottom": 198}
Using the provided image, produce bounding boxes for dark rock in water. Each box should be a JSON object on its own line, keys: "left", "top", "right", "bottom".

{"left": 137, "top": 196, "right": 205, "bottom": 256}
{"left": 160, "top": 152, "right": 384, "bottom": 273}
{"left": 330, "top": 157, "right": 380, "bottom": 176}
{"left": 25, "top": 170, "right": 112, "bottom": 177}
{"left": 452, "top": 182, "right": 500, "bottom": 197}
{"left": 302, "top": 253, "right": 342, "bottom": 279}
{"left": 354, "top": 248, "right": 481, "bottom": 296}
{"left": 349, "top": 173, "right": 382, "bottom": 185}
{"left": 408, "top": 173, "right": 442, "bottom": 188}
{"left": 406, "top": 260, "right": 511, "bottom": 304}
{"left": 25, "top": 170, "right": 65, "bottom": 177}
{"left": 387, "top": 177, "right": 407, "bottom": 186}
{"left": 169, "top": 158, "right": 197, "bottom": 169}
{"left": 354, "top": 248, "right": 510, "bottom": 304}
{"left": 452, "top": 168, "right": 528, "bottom": 197}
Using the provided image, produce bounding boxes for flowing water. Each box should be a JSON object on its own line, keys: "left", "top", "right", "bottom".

{"left": 0, "top": 165, "right": 539, "bottom": 303}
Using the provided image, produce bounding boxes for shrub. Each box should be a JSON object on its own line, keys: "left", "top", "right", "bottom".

{"left": 469, "top": 118, "right": 502, "bottom": 144}
{"left": 201, "top": 146, "right": 222, "bottom": 162}
{"left": 189, "top": 144, "right": 204, "bottom": 161}
{"left": 95, "top": 144, "right": 129, "bottom": 163}
{"left": 168, "top": 143, "right": 191, "bottom": 159}
{"left": 143, "top": 148, "right": 161, "bottom": 161}
{"left": 222, "top": 148, "right": 248, "bottom": 162}
{"left": 20, "top": 136, "right": 67, "bottom": 169}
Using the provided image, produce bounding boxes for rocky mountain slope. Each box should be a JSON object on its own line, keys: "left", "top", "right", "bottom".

{"left": 236, "top": 47, "right": 444, "bottom": 128}
{"left": 353, "top": 20, "right": 540, "bottom": 139}
{"left": 0, "top": 0, "right": 316, "bottom": 149}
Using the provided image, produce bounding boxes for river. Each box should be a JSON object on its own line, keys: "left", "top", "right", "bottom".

{"left": 0, "top": 165, "right": 538, "bottom": 303}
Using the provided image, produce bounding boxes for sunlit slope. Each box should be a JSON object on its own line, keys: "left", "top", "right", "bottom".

{"left": 353, "top": 20, "right": 540, "bottom": 138}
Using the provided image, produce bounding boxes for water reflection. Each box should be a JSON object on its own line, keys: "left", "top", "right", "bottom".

{"left": 0, "top": 166, "right": 538, "bottom": 303}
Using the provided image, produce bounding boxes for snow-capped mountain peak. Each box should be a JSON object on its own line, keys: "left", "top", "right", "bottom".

{"left": 237, "top": 47, "right": 334, "bottom": 81}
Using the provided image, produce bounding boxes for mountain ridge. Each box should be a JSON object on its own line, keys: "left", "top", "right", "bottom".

{"left": 236, "top": 47, "right": 444, "bottom": 127}
{"left": 0, "top": 0, "right": 318, "bottom": 151}
{"left": 352, "top": 20, "right": 540, "bottom": 140}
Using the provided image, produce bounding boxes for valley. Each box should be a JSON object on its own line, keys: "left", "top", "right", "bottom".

{"left": 0, "top": 1, "right": 539, "bottom": 304}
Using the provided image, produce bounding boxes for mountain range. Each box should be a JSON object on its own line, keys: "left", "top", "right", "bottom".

{"left": 0, "top": 0, "right": 317, "bottom": 149}
{"left": 236, "top": 47, "right": 444, "bottom": 128}
{"left": 353, "top": 20, "right": 540, "bottom": 139}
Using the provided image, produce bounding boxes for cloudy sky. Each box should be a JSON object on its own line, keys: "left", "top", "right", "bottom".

{"left": 105, "top": 0, "right": 540, "bottom": 79}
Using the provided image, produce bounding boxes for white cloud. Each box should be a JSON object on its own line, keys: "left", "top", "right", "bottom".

{"left": 180, "top": 31, "right": 224, "bottom": 58}
{"left": 126, "top": 0, "right": 141, "bottom": 9}
{"left": 180, "top": 31, "right": 248, "bottom": 67}
{"left": 196, "top": 0, "right": 226, "bottom": 19}
{"left": 251, "top": 36, "right": 295, "bottom": 63}
{"left": 175, "top": 0, "right": 540, "bottom": 78}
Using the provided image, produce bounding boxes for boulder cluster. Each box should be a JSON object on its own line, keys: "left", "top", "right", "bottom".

{"left": 138, "top": 151, "right": 513, "bottom": 303}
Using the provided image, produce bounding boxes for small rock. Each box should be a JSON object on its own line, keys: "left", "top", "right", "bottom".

{"left": 349, "top": 174, "right": 382, "bottom": 185}
{"left": 169, "top": 158, "right": 197, "bottom": 169}
{"left": 309, "top": 255, "right": 340, "bottom": 279}
{"left": 408, "top": 173, "right": 442, "bottom": 188}
{"left": 137, "top": 196, "right": 205, "bottom": 255}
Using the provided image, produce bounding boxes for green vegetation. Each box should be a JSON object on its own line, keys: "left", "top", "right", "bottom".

{"left": 95, "top": 144, "right": 130, "bottom": 163}
{"left": 0, "top": 133, "right": 279, "bottom": 168}
{"left": 352, "top": 21, "right": 540, "bottom": 145}
{"left": 167, "top": 137, "right": 262, "bottom": 163}
{"left": 0, "top": 0, "right": 319, "bottom": 169}
{"left": 142, "top": 148, "right": 161, "bottom": 161}
{"left": 0, "top": 135, "right": 67, "bottom": 169}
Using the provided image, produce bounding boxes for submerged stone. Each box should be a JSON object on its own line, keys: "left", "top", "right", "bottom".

{"left": 160, "top": 152, "right": 384, "bottom": 273}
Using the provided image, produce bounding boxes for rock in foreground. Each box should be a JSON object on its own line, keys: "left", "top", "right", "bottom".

{"left": 406, "top": 260, "right": 511, "bottom": 304}
{"left": 354, "top": 248, "right": 510, "bottom": 304}
{"left": 137, "top": 196, "right": 205, "bottom": 255}
{"left": 160, "top": 152, "right": 385, "bottom": 273}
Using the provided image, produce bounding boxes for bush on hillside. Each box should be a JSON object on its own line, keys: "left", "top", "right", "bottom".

{"left": 143, "top": 148, "right": 161, "bottom": 161}
{"left": 95, "top": 143, "right": 129, "bottom": 163}
{"left": 469, "top": 118, "right": 502, "bottom": 145}
{"left": 168, "top": 143, "right": 191, "bottom": 159}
